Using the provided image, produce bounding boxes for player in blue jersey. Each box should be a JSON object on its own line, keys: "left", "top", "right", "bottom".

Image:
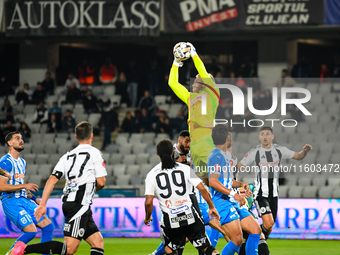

{"left": 0, "top": 131, "right": 54, "bottom": 255}
{"left": 208, "top": 125, "right": 261, "bottom": 255}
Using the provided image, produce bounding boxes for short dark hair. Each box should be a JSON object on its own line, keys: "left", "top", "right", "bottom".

{"left": 179, "top": 130, "right": 190, "bottom": 138}
{"left": 260, "top": 126, "right": 273, "bottom": 134}
{"left": 75, "top": 121, "right": 93, "bottom": 141}
{"left": 282, "top": 69, "right": 288, "bottom": 73}
{"left": 5, "top": 131, "right": 21, "bottom": 146}
{"left": 212, "top": 124, "right": 229, "bottom": 145}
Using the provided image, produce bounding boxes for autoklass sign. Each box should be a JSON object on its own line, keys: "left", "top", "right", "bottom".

{"left": 5, "top": 0, "right": 160, "bottom": 37}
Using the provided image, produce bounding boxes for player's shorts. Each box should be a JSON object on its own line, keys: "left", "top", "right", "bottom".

{"left": 213, "top": 198, "right": 239, "bottom": 225}
{"left": 236, "top": 206, "right": 252, "bottom": 221}
{"left": 198, "top": 203, "right": 211, "bottom": 225}
{"left": 254, "top": 196, "right": 278, "bottom": 221}
{"left": 62, "top": 202, "right": 99, "bottom": 240}
{"left": 161, "top": 213, "right": 210, "bottom": 252}
{"left": 2, "top": 196, "right": 44, "bottom": 230}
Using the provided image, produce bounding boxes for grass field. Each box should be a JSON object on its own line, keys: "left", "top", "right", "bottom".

{"left": 1, "top": 238, "right": 340, "bottom": 255}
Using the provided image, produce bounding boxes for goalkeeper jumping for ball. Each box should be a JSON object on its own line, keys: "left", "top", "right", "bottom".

{"left": 169, "top": 42, "right": 221, "bottom": 184}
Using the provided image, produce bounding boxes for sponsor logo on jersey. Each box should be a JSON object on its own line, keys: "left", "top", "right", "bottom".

{"left": 15, "top": 173, "right": 25, "bottom": 179}
{"left": 175, "top": 199, "right": 188, "bottom": 205}
{"left": 259, "top": 160, "right": 279, "bottom": 167}
{"left": 170, "top": 205, "right": 189, "bottom": 215}
{"left": 64, "top": 223, "right": 71, "bottom": 232}
{"left": 165, "top": 200, "right": 172, "bottom": 208}
{"left": 170, "top": 213, "right": 193, "bottom": 223}
{"left": 261, "top": 155, "right": 266, "bottom": 159}
{"left": 260, "top": 207, "right": 267, "bottom": 214}
{"left": 78, "top": 228, "right": 85, "bottom": 237}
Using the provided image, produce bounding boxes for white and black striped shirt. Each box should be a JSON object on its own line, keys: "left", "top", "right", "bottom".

{"left": 240, "top": 144, "right": 294, "bottom": 198}
{"left": 145, "top": 163, "right": 202, "bottom": 229}
{"left": 52, "top": 144, "right": 107, "bottom": 206}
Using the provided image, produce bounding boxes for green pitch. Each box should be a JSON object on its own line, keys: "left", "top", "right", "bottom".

{"left": 0, "top": 238, "right": 339, "bottom": 254}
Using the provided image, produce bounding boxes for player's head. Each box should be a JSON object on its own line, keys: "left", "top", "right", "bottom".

{"left": 259, "top": 126, "right": 274, "bottom": 147}
{"left": 212, "top": 124, "right": 229, "bottom": 146}
{"left": 192, "top": 74, "right": 215, "bottom": 93}
{"left": 5, "top": 131, "right": 24, "bottom": 152}
{"left": 156, "top": 139, "right": 176, "bottom": 169}
{"left": 227, "top": 132, "right": 233, "bottom": 148}
{"left": 178, "top": 130, "right": 190, "bottom": 154}
{"left": 75, "top": 121, "right": 93, "bottom": 143}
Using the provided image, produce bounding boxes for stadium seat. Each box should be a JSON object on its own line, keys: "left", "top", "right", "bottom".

{"left": 88, "top": 113, "right": 101, "bottom": 126}
{"left": 158, "top": 104, "right": 170, "bottom": 112}
{"left": 106, "top": 176, "right": 116, "bottom": 185}
{"left": 168, "top": 104, "right": 183, "bottom": 118}
{"left": 142, "top": 133, "right": 155, "bottom": 145}
{"left": 112, "top": 164, "right": 126, "bottom": 176}
{"left": 122, "top": 155, "right": 136, "bottom": 165}
{"left": 58, "top": 144, "right": 73, "bottom": 154}
{"left": 26, "top": 164, "right": 40, "bottom": 175}
{"left": 45, "top": 144, "right": 58, "bottom": 154}
{"left": 102, "top": 153, "right": 111, "bottom": 163}
{"left": 279, "top": 186, "right": 288, "bottom": 198}
{"left": 105, "top": 144, "right": 119, "bottom": 154}
{"left": 149, "top": 154, "right": 160, "bottom": 165}
{"left": 35, "top": 154, "right": 49, "bottom": 164}
{"left": 319, "top": 84, "right": 331, "bottom": 95}
{"left": 92, "top": 86, "right": 104, "bottom": 97}
{"left": 31, "top": 144, "right": 45, "bottom": 154}
{"left": 130, "top": 174, "right": 144, "bottom": 186}
{"left": 318, "top": 143, "right": 334, "bottom": 155}
{"left": 146, "top": 144, "right": 157, "bottom": 154}
{"left": 48, "top": 154, "right": 61, "bottom": 166}
{"left": 109, "top": 154, "right": 123, "bottom": 165}
{"left": 132, "top": 143, "right": 147, "bottom": 154}
{"left": 305, "top": 113, "right": 319, "bottom": 123}
{"left": 302, "top": 186, "right": 318, "bottom": 198}
{"left": 297, "top": 177, "right": 312, "bottom": 186}
{"left": 288, "top": 186, "right": 303, "bottom": 198}
{"left": 140, "top": 164, "right": 153, "bottom": 176}
{"left": 111, "top": 95, "right": 121, "bottom": 108}
{"left": 136, "top": 153, "right": 149, "bottom": 164}
{"left": 38, "top": 164, "right": 53, "bottom": 178}
{"left": 327, "top": 177, "right": 340, "bottom": 187}
{"left": 154, "top": 95, "right": 167, "bottom": 106}
{"left": 115, "top": 174, "right": 130, "bottom": 185}
{"left": 54, "top": 137, "right": 67, "bottom": 145}
{"left": 126, "top": 165, "right": 140, "bottom": 175}
{"left": 332, "top": 189, "right": 340, "bottom": 198}
{"left": 115, "top": 136, "right": 128, "bottom": 145}
{"left": 24, "top": 154, "right": 37, "bottom": 164}
{"left": 119, "top": 144, "right": 132, "bottom": 154}
{"left": 312, "top": 177, "right": 327, "bottom": 187}
{"left": 75, "top": 113, "right": 88, "bottom": 122}
{"left": 103, "top": 86, "right": 115, "bottom": 97}
{"left": 318, "top": 186, "right": 334, "bottom": 198}
{"left": 155, "top": 133, "right": 170, "bottom": 141}
{"left": 129, "top": 133, "right": 143, "bottom": 143}
{"left": 323, "top": 94, "right": 338, "bottom": 104}
{"left": 28, "top": 175, "right": 44, "bottom": 186}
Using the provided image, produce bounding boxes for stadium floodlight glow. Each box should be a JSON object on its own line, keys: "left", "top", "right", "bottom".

{"left": 200, "top": 85, "right": 312, "bottom": 116}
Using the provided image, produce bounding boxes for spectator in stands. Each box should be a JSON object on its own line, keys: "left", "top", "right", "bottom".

{"left": 1, "top": 99, "right": 14, "bottom": 124}
{"left": 3, "top": 120, "right": 16, "bottom": 138}
{"left": 181, "top": 61, "right": 196, "bottom": 86}
{"left": 62, "top": 110, "right": 76, "bottom": 133}
{"left": 55, "top": 59, "right": 69, "bottom": 86}
{"left": 148, "top": 59, "right": 161, "bottom": 96}
{"left": 42, "top": 71, "right": 55, "bottom": 95}
{"left": 249, "top": 74, "right": 261, "bottom": 92}
{"left": 235, "top": 75, "right": 247, "bottom": 92}
{"left": 331, "top": 55, "right": 340, "bottom": 78}
{"left": 116, "top": 72, "right": 129, "bottom": 107}
{"left": 49, "top": 101, "right": 62, "bottom": 125}
{"left": 80, "top": 85, "right": 89, "bottom": 99}
{"left": 64, "top": 73, "right": 80, "bottom": 90}
{"left": 99, "top": 57, "right": 118, "bottom": 85}
{"left": 138, "top": 90, "right": 156, "bottom": 115}
{"left": 138, "top": 108, "right": 153, "bottom": 133}
{"left": 276, "top": 69, "right": 296, "bottom": 88}
{"left": 32, "top": 101, "right": 49, "bottom": 124}
{"left": 291, "top": 56, "right": 309, "bottom": 80}
{"left": 18, "top": 122, "right": 31, "bottom": 143}
{"left": 126, "top": 59, "right": 139, "bottom": 107}
{"left": 155, "top": 111, "right": 170, "bottom": 136}
{"left": 46, "top": 113, "right": 61, "bottom": 133}
{"left": 252, "top": 89, "right": 264, "bottom": 110}
{"left": 320, "top": 64, "right": 331, "bottom": 83}
{"left": 209, "top": 58, "right": 222, "bottom": 77}
{"left": 262, "top": 89, "right": 273, "bottom": 110}
{"left": 82, "top": 89, "right": 98, "bottom": 114}
{"left": 32, "top": 82, "right": 46, "bottom": 104}
{"left": 0, "top": 75, "right": 13, "bottom": 97}
{"left": 65, "top": 82, "right": 81, "bottom": 105}
{"left": 23, "top": 83, "right": 33, "bottom": 103}
{"left": 216, "top": 98, "right": 232, "bottom": 120}
{"left": 170, "top": 110, "right": 187, "bottom": 137}
{"left": 15, "top": 86, "right": 29, "bottom": 105}
{"left": 120, "top": 111, "right": 136, "bottom": 134}
{"left": 85, "top": 60, "right": 96, "bottom": 85}
{"left": 97, "top": 101, "right": 119, "bottom": 150}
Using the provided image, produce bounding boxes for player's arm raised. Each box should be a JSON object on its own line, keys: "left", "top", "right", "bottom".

{"left": 0, "top": 176, "right": 38, "bottom": 192}
{"left": 293, "top": 144, "right": 313, "bottom": 160}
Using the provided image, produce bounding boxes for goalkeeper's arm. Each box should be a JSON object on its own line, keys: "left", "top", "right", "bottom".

{"left": 168, "top": 62, "right": 190, "bottom": 105}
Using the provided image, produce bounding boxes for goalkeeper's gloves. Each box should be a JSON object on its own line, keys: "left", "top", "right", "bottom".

{"left": 173, "top": 58, "right": 183, "bottom": 68}
{"left": 187, "top": 42, "right": 197, "bottom": 58}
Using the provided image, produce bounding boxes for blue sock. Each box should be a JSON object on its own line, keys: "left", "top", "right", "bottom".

{"left": 155, "top": 242, "right": 165, "bottom": 255}
{"left": 41, "top": 223, "right": 54, "bottom": 255}
{"left": 9, "top": 232, "right": 37, "bottom": 251}
{"left": 245, "top": 234, "right": 261, "bottom": 255}
{"left": 209, "top": 228, "right": 220, "bottom": 248}
{"left": 221, "top": 241, "right": 239, "bottom": 255}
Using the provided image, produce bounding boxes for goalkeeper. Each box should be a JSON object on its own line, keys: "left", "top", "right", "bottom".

{"left": 169, "top": 42, "right": 221, "bottom": 184}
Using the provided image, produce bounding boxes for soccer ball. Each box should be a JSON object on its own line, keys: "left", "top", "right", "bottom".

{"left": 173, "top": 42, "right": 191, "bottom": 61}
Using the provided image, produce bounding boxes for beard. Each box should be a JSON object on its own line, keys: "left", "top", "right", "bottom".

{"left": 14, "top": 146, "right": 24, "bottom": 152}
{"left": 179, "top": 144, "right": 189, "bottom": 154}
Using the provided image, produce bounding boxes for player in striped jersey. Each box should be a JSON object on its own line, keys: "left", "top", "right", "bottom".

{"left": 0, "top": 131, "right": 54, "bottom": 255}
{"left": 237, "top": 126, "right": 312, "bottom": 240}
{"left": 16, "top": 122, "right": 107, "bottom": 255}
{"left": 208, "top": 125, "right": 261, "bottom": 255}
